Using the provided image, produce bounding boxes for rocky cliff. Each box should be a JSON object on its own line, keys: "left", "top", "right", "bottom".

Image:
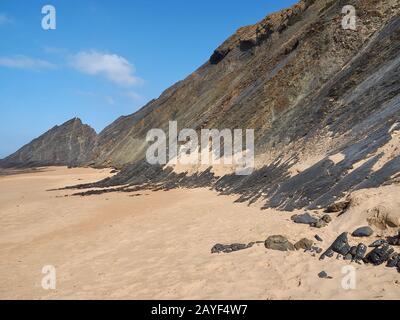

{"left": 87, "top": 0, "right": 399, "bottom": 170}
{"left": 0, "top": 118, "right": 97, "bottom": 168}
{"left": 2, "top": 0, "right": 400, "bottom": 210}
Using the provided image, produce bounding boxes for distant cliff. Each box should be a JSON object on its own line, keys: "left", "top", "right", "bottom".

{"left": 0, "top": 118, "right": 97, "bottom": 168}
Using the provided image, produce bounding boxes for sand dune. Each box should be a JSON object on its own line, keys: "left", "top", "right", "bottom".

{"left": 0, "top": 167, "right": 399, "bottom": 300}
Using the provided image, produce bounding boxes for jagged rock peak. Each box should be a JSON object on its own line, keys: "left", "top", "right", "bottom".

{"left": 0, "top": 118, "right": 97, "bottom": 168}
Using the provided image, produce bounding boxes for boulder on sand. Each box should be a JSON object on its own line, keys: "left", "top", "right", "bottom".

{"left": 369, "top": 239, "right": 388, "bottom": 247}
{"left": 265, "top": 235, "right": 295, "bottom": 251}
{"left": 388, "top": 231, "right": 400, "bottom": 246}
{"left": 330, "top": 233, "right": 351, "bottom": 255}
{"left": 294, "top": 238, "right": 314, "bottom": 250}
{"left": 387, "top": 253, "right": 400, "bottom": 268}
{"left": 320, "top": 232, "right": 350, "bottom": 260}
{"left": 365, "top": 244, "right": 394, "bottom": 265}
{"left": 318, "top": 271, "right": 332, "bottom": 279}
{"left": 292, "top": 212, "right": 318, "bottom": 225}
{"left": 352, "top": 226, "right": 374, "bottom": 237}
{"left": 353, "top": 243, "right": 367, "bottom": 262}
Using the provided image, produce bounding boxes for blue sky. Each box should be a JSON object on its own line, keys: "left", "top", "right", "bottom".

{"left": 0, "top": 0, "right": 297, "bottom": 158}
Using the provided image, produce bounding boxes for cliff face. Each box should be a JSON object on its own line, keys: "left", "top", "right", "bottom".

{"left": 0, "top": 118, "right": 97, "bottom": 168}
{"left": 89, "top": 0, "right": 399, "bottom": 168}
{"left": 82, "top": 0, "right": 400, "bottom": 210}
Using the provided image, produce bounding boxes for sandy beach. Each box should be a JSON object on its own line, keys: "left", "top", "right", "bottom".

{"left": 0, "top": 167, "right": 399, "bottom": 300}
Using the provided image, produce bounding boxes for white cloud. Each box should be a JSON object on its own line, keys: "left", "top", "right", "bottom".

{"left": 70, "top": 50, "right": 142, "bottom": 87}
{"left": 0, "top": 55, "right": 55, "bottom": 70}
{"left": 0, "top": 13, "right": 12, "bottom": 25}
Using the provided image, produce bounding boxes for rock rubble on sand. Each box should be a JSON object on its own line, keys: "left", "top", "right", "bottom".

{"left": 386, "top": 253, "right": 400, "bottom": 268}
{"left": 292, "top": 212, "right": 333, "bottom": 229}
{"left": 388, "top": 231, "right": 400, "bottom": 246}
{"left": 320, "top": 231, "right": 400, "bottom": 272}
{"left": 369, "top": 239, "right": 388, "bottom": 247}
{"left": 211, "top": 242, "right": 261, "bottom": 254}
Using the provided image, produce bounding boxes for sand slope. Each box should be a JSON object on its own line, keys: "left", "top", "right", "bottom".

{"left": 0, "top": 167, "right": 399, "bottom": 300}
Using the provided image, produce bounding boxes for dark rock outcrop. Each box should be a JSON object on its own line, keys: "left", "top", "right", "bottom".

{"left": 369, "top": 239, "right": 388, "bottom": 248}
{"left": 209, "top": 49, "right": 231, "bottom": 65}
{"left": 353, "top": 243, "right": 368, "bottom": 263}
{"left": 387, "top": 231, "right": 400, "bottom": 246}
{"left": 365, "top": 244, "right": 394, "bottom": 265}
{"left": 320, "top": 232, "right": 351, "bottom": 260}
{"left": 387, "top": 253, "right": 400, "bottom": 268}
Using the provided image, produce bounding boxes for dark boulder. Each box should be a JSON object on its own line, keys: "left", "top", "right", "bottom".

{"left": 386, "top": 253, "right": 400, "bottom": 268}
{"left": 318, "top": 271, "right": 332, "bottom": 279}
{"left": 331, "top": 232, "right": 351, "bottom": 255}
{"left": 388, "top": 231, "right": 400, "bottom": 246}
{"left": 353, "top": 243, "right": 367, "bottom": 262}
{"left": 365, "top": 244, "right": 394, "bottom": 265}
{"left": 369, "top": 239, "right": 388, "bottom": 247}
{"left": 320, "top": 232, "right": 351, "bottom": 260}
{"left": 352, "top": 226, "right": 374, "bottom": 237}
